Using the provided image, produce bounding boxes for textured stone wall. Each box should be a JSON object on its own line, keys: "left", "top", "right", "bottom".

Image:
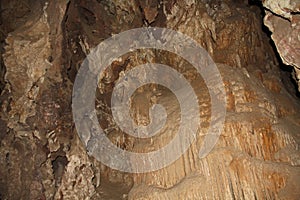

{"left": 262, "top": 0, "right": 300, "bottom": 91}
{"left": 0, "top": 0, "right": 299, "bottom": 199}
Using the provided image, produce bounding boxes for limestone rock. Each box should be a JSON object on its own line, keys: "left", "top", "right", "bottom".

{"left": 0, "top": 0, "right": 299, "bottom": 199}
{"left": 128, "top": 64, "right": 300, "bottom": 199}
{"left": 262, "top": 0, "right": 300, "bottom": 91}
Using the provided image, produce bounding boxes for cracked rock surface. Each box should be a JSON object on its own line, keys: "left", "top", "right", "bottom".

{"left": 0, "top": 0, "right": 299, "bottom": 199}
{"left": 262, "top": 0, "right": 300, "bottom": 91}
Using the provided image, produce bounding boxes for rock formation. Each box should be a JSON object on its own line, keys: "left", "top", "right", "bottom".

{"left": 0, "top": 0, "right": 299, "bottom": 199}
{"left": 262, "top": 0, "right": 300, "bottom": 91}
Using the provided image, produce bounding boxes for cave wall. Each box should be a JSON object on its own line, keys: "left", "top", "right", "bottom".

{"left": 262, "top": 0, "right": 300, "bottom": 91}
{"left": 0, "top": 0, "right": 299, "bottom": 199}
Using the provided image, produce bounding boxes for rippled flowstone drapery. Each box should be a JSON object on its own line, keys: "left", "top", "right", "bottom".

{"left": 0, "top": 0, "right": 299, "bottom": 199}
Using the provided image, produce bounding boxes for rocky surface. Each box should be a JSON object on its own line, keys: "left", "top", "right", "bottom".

{"left": 262, "top": 0, "right": 300, "bottom": 91}
{"left": 128, "top": 62, "right": 300, "bottom": 199}
{"left": 0, "top": 0, "right": 299, "bottom": 200}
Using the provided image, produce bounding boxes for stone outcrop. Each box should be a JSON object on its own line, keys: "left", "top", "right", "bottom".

{"left": 262, "top": 0, "right": 300, "bottom": 91}
{"left": 0, "top": 0, "right": 299, "bottom": 199}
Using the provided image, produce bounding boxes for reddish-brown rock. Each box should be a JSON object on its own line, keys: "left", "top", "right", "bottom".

{"left": 0, "top": 0, "right": 299, "bottom": 199}
{"left": 262, "top": 0, "right": 300, "bottom": 91}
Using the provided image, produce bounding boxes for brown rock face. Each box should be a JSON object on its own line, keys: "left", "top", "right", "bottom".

{"left": 0, "top": 0, "right": 299, "bottom": 200}
{"left": 262, "top": 0, "right": 300, "bottom": 91}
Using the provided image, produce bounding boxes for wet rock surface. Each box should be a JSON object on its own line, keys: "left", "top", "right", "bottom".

{"left": 0, "top": 0, "right": 299, "bottom": 199}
